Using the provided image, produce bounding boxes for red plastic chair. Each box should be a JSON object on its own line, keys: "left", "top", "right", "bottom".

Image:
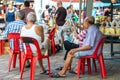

{"left": 48, "top": 27, "right": 56, "bottom": 54}
{"left": 20, "top": 37, "right": 51, "bottom": 80}
{"left": 8, "top": 33, "right": 23, "bottom": 72}
{"left": 77, "top": 36, "right": 107, "bottom": 79}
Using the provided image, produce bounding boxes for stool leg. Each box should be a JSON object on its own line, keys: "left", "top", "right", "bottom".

{"left": 87, "top": 59, "right": 92, "bottom": 74}
{"left": 98, "top": 55, "right": 107, "bottom": 79}
{"left": 77, "top": 59, "right": 81, "bottom": 78}
{"left": 47, "top": 57, "right": 51, "bottom": 77}
{"left": 12, "top": 53, "right": 17, "bottom": 68}
{"left": 30, "top": 57, "right": 37, "bottom": 80}
{"left": 93, "top": 59, "right": 97, "bottom": 72}
{"left": 19, "top": 53, "right": 21, "bottom": 72}
{"left": 20, "top": 55, "right": 27, "bottom": 79}
{"left": 81, "top": 58, "right": 85, "bottom": 75}
{"left": 51, "top": 39, "right": 56, "bottom": 54}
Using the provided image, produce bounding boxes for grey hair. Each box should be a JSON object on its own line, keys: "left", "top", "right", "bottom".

{"left": 16, "top": 10, "right": 25, "bottom": 20}
{"left": 26, "top": 12, "right": 36, "bottom": 22}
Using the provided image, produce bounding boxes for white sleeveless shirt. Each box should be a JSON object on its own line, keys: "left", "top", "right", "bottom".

{"left": 20, "top": 25, "right": 42, "bottom": 56}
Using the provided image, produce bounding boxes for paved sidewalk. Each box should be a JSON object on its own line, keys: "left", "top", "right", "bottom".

{"left": 0, "top": 43, "right": 120, "bottom": 80}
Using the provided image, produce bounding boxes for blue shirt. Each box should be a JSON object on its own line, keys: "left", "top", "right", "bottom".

{"left": 75, "top": 25, "right": 102, "bottom": 58}
{"left": 5, "top": 20, "right": 25, "bottom": 37}
{"left": 4, "top": 20, "right": 26, "bottom": 51}
{"left": 64, "top": 34, "right": 73, "bottom": 42}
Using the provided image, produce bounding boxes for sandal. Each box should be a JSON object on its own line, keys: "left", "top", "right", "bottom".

{"left": 40, "top": 70, "right": 47, "bottom": 74}
{"left": 40, "top": 70, "right": 51, "bottom": 75}
{"left": 55, "top": 67, "right": 63, "bottom": 70}
{"left": 69, "top": 70, "right": 77, "bottom": 74}
{"left": 51, "top": 73, "right": 66, "bottom": 78}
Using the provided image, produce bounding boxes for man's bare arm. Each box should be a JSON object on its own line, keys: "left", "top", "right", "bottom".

{"left": 35, "top": 26, "right": 44, "bottom": 42}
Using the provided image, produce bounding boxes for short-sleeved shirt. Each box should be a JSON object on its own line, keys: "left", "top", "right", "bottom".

{"left": 75, "top": 25, "right": 102, "bottom": 58}
{"left": 56, "top": 7, "right": 67, "bottom": 26}
{"left": 4, "top": 20, "right": 26, "bottom": 51}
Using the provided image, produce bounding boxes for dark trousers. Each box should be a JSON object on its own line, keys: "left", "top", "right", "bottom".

{"left": 64, "top": 40, "right": 79, "bottom": 60}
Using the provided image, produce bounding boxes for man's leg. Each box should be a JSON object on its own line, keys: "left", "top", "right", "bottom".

{"left": 38, "top": 59, "right": 45, "bottom": 72}
{"left": 64, "top": 41, "right": 79, "bottom": 60}
{"left": 45, "top": 39, "right": 52, "bottom": 56}
{"left": 58, "top": 52, "right": 75, "bottom": 76}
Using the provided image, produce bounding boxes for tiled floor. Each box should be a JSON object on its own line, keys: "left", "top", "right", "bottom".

{"left": 0, "top": 43, "right": 120, "bottom": 80}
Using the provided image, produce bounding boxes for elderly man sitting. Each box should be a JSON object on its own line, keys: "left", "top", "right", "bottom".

{"left": 4, "top": 10, "right": 26, "bottom": 51}
{"left": 52, "top": 16, "right": 103, "bottom": 78}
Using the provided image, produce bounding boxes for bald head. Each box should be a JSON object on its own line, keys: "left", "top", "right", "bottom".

{"left": 85, "top": 16, "right": 95, "bottom": 25}
{"left": 83, "top": 16, "right": 95, "bottom": 29}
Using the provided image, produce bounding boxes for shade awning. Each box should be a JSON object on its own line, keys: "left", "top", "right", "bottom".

{"left": 51, "top": 0, "right": 101, "bottom": 2}
{"left": 94, "top": 1, "right": 120, "bottom": 7}
{"left": 101, "top": 0, "right": 120, "bottom": 3}
{"left": 51, "top": 0, "right": 80, "bottom": 2}
{"left": 14, "top": 0, "right": 24, "bottom": 2}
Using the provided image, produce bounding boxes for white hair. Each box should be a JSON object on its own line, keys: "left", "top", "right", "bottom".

{"left": 26, "top": 12, "right": 36, "bottom": 22}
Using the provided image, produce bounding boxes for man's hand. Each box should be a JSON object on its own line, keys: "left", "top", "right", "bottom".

{"left": 69, "top": 49, "right": 77, "bottom": 55}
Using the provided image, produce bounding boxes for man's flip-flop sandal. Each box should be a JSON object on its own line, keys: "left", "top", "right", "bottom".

{"left": 40, "top": 70, "right": 47, "bottom": 74}
{"left": 40, "top": 70, "right": 52, "bottom": 75}
{"left": 51, "top": 73, "right": 66, "bottom": 78}
{"left": 69, "top": 70, "right": 77, "bottom": 74}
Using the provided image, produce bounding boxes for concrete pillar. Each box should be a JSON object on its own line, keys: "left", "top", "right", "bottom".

{"left": 34, "top": 0, "right": 41, "bottom": 21}
{"left": 79, "top": 0, "right": 82, "bottom": 24}
{"left": 86, "top": 0, "right": 93, "bottom": 17}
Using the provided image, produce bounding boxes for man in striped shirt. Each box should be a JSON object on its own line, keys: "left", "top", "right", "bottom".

{"left": 4, "top": 10, "right": 26, "bottom": 51}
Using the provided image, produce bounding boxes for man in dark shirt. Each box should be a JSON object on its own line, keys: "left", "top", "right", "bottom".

{"left": 55, "top": 1, "right": 67, "bottom": 48}
{"left": 56, "top": 1, "right": 67, "bottom": 26}
{"left": 23, "top": 1, "right": 34, "bottom": 22}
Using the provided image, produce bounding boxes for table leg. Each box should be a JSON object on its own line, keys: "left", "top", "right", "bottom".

{"left": 0, "top": 40, "right": 4, "bottom": 55}
{"left": 111, "top": 42, "right": 114, "bottom": 56}
{"left": 0, "top": 40, "right": 2, "bottom": 55}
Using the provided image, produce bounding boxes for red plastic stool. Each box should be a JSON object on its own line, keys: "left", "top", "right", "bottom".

{"left": 20, "top": 37, "right": 51, "bottom": 80}
{"left": 77, "top": 37, "right": 107, "bottom": 79}
{"left": 8, "top": 33, "right": 23, "bottom": 72}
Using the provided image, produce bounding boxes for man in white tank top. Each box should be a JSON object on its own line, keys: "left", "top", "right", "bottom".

{"left": 20, "top": 12, "right": 47, "bottom": 73}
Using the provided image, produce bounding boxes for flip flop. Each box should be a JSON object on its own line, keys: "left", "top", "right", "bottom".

{"left": 40, "top": 70, "right": 52, "bottom": 75}
{"left": 55, "top": 67, "right": 63, "bottom": 70}
{"left": 51, "top": 73, "right": 66, "bottom": 78}
{"left": 69, "top": 70, "right": 77, "bottom": 74}
{"left": 40, "top": 70, "right": 47, "bottom": 74}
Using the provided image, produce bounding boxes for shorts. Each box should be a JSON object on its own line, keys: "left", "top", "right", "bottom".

{"left": 75, "top": 51, "right": 88, "bottom": 59}
{"left": 59, "top": 26, "right": 64, "bottom": 37}
{"left": 56, "top": 26, "right": 64, "bottom": 41}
